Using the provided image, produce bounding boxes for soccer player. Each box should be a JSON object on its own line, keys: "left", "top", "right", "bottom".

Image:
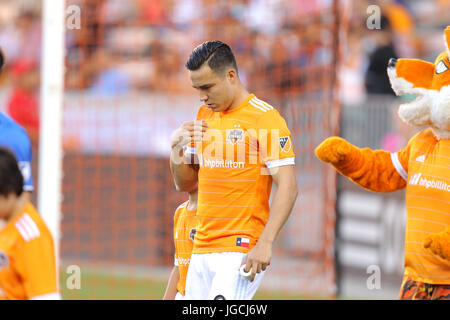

{"left": 0, "top": 48, "right": 34, "bottom": 200}
{"left": 163, "top": 189, "right": 197, "bottom": 300}
{"left": 170, "top": 41, "right": 298, "bottom": 300}
{"left": 0, "top": 147, "right": 60, "bottom": 300}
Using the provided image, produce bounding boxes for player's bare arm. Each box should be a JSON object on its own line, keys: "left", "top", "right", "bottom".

{"left": 169, "top": 120, "right": 208, "bottom": 192}
{"left": 163, "top": 266, "right": 180, "bottom": 300}
{"left": 241, "top": 165, "right": 298, "bottom": 281}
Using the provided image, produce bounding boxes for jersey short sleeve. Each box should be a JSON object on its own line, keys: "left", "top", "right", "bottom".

{"left": 391, "top": 144, "right": 410, "bottom": 181}
{"left": 0, "top": 113, "right": 34, "bottom": 191}
{"left": 16, "top": 234, "right": 59, "bottom": 299}
{"left": 390, "top": 130, "right": 425, "bottom": 181}
{"left": 256, "top": 110, "right": 295, "bottom": 168}
{"left": 173, "top": 207, "right": 181, "bottom": 266}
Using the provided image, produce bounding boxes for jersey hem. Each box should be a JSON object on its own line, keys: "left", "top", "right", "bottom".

{"left": 404, "top": 270, "right": 450, "bottom": 285}
{"left": 191, "top": 246, "right": 252, "bottom": 254}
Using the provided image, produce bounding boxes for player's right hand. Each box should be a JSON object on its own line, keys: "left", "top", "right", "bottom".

{"left": 170, "top": 120, "right": 208, "bottom": 149}
{"left": 315, "top": 137, "right": 354, "bottom": 164}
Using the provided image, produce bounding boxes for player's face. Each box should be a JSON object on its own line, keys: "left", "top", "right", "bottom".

{"left": 0, "top": 193, "right": 16, "bottom": 219}
{"left": 190, "top": 64, "right": 234, "bottom": 112}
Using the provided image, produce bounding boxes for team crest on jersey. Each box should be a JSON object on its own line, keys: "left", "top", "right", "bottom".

{"left": 0, "top": 251, "right": 9, "bottom": 270}
{"left": 279, "top": 136, "right": 291, "bottom": 153}
{"left": 189, "top": 228, "right": 196, "bottom": 242}
{"left": 226, "top": 129, "right": 244, "bottom": 145}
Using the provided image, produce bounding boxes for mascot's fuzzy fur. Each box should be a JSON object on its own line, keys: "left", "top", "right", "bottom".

{"left": 316, "top": 27, "right": 450, "bottom": 283}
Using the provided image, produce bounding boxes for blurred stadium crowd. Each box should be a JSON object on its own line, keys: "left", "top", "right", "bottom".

{"left": 0, "top": 0, "right": 337, "bottom": 93}
{"left": 0, "top": 0, "right": 448, "bottom": 136}
{"left": 340, "top": 0, "right": 450, "bottom": 106}
{"left": 0, "top": 0, "right": 338, "bottom": 133}
{"left": 0, "top": 0, "right": 448, "bottom": 155}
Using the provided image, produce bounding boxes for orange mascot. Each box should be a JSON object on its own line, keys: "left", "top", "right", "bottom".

{"left": 316, "top": 26, "right": 450, "bottom": 298}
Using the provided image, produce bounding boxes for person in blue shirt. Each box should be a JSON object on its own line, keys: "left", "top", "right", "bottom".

{"left": 0, "top": 113, "right": 34, "bottom": 193}
{"left": 0, "top": 48, "right": 34, "bottom": 199}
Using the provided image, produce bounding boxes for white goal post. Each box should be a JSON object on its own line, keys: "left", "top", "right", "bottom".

{"left": 38, "top": 0, "right": 66, "bottom": 258}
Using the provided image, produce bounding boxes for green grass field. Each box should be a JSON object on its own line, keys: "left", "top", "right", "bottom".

{"left": 60, "top": 268, "right": 309, "bottom": 300}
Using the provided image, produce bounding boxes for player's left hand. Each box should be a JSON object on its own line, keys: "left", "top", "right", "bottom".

{"left": 240, "top": 239, "right": 272, "bottom": 282}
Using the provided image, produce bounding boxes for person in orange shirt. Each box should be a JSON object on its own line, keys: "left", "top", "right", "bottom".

{"left": 0, "top": 147, "right": 60, "bottom": 300}
{"left": 170, "top": 41, "right": 298, "bottom": 299}
{"left": 163, "top": 189, "right": 197, "bottom": 300}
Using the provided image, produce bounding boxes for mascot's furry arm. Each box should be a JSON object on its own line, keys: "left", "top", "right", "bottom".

{"left": 315, "top": 137, "right": 406, "bottom": 192}
{"left": 316, "top": 136, "right": 450, "bottom": 261}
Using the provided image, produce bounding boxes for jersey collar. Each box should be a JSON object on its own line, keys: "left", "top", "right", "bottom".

{"left": 220, "top": 93, "right": 255, "bottom": 115}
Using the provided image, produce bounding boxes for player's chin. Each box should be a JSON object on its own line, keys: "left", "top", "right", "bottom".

{"left": 207, "top": 103, "right": 223, "bottom": 112}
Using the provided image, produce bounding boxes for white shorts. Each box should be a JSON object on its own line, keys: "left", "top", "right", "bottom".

{"left": 184, "top": 252, "right": 265, "bottom": 300}
{"left": 175, "top": 292, "right": 185, "bottom": 300}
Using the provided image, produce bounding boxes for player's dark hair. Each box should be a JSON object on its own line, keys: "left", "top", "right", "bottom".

{"left": 380, "top": 15, "right": 391, "bottom": 31}
{"left": 185, "top": 40, "right": 238, "bottom": 75}
{"left": 0, "top": 147, "right": 23, "bottom": 197}
{"left": 0, "top": 48, "right": 4, "bottom": 73}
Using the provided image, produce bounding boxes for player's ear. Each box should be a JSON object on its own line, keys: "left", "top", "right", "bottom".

{"left": 226, "top": 68, "right": 238, "bottom": 83}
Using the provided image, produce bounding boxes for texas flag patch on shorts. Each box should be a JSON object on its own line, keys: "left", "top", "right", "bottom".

{"left": 236, "top": 237, "right": 250, "bottom": 247}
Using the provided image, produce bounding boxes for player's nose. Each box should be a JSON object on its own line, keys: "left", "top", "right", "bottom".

{"left": 198, "top": 89, "right": 208, "bottom": 101}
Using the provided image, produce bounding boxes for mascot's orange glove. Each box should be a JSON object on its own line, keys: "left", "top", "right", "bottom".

{"left": 315, "top": 137, "right": 406, "bottom": 193}
{"left": 315, "top": 137, "right": 357, "bottom": 166}
{"left": 423, "top": 226, "right": 450, "bottom": 261}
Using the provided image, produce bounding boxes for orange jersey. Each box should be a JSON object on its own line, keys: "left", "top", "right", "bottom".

{"left": 392, "top": 129, "right": 450, "bottom": 284}
{"left": 190, "top": 94, "right": 295, "bottom": 253}
{"left": 173, "top": 201, "right": 197, "bottom": 296}
{"left": 0, "top": 201, "right": 60, "bottom": 300}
